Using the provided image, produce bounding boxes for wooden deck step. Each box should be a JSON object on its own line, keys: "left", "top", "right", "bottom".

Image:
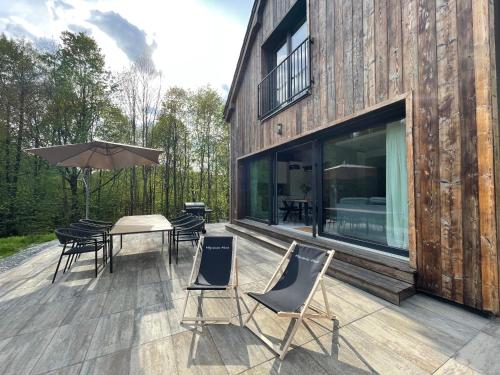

{"left": 226, "top": 222, "right": 415, "bottom": 305}
{"left": 233, "top": 219, "right": 416, "bottom": 284}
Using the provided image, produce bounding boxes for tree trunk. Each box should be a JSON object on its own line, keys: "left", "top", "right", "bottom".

{"left": 173, "top": 122, "right": 178, "bottom": 212}
{"left": 130, "top": 167, "right": 136, "bottom": 215}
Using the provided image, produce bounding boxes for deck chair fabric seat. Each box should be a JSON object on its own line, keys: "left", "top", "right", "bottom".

{"left": 244, "top": 241, "right": 335, "bottom": 360}
{"left": 247, "top": 244, "right": 327, "bottom": 313}
{"left": 181, "top": 235, "right": 239, "bottom": 324}
{"left": 187, "top": 236, "right": 234, "bottom": 290}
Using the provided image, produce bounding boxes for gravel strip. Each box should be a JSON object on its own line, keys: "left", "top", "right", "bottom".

{"left": 0, "top": 240, "right": 59, "bottom": 274}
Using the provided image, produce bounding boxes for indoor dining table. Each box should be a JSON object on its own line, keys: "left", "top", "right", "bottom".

{"left": 108, "top": 214, "right": 173, "bottom": 273}
{"left": 285, "top": 198, "right": 311, "bottom": 225}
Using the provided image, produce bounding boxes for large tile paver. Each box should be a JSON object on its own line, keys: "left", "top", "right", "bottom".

{"left": 0, "top": 328, "right": 57, "bottom": 375}
{"left": 455, "top": 331, "right": 500, "bottom": 375}
{"left": 32, "top": 319, "right": 98, "bottom": 374}
{"left": 86, "top": 310, "right": 135, "bottom": 359}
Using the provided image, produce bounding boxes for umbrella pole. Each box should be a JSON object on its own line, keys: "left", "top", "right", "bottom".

{"left": 84, "top": 168, "right": 90, "bottom": 219}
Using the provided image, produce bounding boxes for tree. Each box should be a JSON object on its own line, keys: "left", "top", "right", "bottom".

{"left": 0, "top": 35, "right": 48, "bottom": 234}
{"left": 0, "top": 31, "right": 230, "bottom": 238}
{"left": 44, "top": 31, "right": 110, "bottom": 221}
{"left": 191, "top": 86, "right": 227, "bottom": 210}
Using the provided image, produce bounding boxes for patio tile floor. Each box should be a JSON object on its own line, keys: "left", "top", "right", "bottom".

{"left": 0, "top": 223, "right": 498, "bottom": 374}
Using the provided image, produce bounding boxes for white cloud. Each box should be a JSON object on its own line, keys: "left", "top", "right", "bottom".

{"left": 0, "top": 0, "right": 249, "bottom": 94}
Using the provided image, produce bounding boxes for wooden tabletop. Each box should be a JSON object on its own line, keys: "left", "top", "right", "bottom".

{"left": 110, "top": 214, "right": 173, "bottom": 235}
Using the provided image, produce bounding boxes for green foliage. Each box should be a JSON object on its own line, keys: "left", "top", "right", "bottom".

{"left": 152, "top": 86, "right": 229, "bottom": 220}
{"left": 0, "top": 32, "right": 230, "bottom": 239}
{"left": 0, "top": 233, "right": 56, "bottom": 259}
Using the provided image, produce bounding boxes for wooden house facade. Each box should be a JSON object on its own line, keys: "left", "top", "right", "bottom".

{"left": 224, "top": 0, "right": 500, "bottom": 314}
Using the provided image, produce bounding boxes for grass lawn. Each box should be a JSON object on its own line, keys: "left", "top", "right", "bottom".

{"left": 0, "top": 233, "right": 56, "bottom": 259}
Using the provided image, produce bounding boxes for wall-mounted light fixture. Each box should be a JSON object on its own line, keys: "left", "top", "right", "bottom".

{"left": 277, "top": 123, "right": 283, "bottom": 135}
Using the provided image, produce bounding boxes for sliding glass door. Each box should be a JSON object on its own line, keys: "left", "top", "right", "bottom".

{"left": 247, "top": 156, "right": 272, "bottom": 221}
{"left": 275, "top": 142, "right": 315, "bottom": 234}
{"left": 321, "top": 119, "right": 409, "bottom": 256}
{"left": 241, "top": 114, "right": 409, "bottom": 257}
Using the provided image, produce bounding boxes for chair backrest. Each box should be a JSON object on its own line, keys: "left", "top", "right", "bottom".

{"left": 195, "top": 236, "right": 234, "bottom": 286}
{"left": 55, "top": 228, "right": 85, "bottom": 245}
{"left": 271, "top": 244, "right": 328, "bottom": 304}
{"left": 173, "top": 215, "right": 196, "bottom": 226}
{"left": 55, "top": 228, "right": 71, "bottom": 245}
{"left": 171, "top": 213, "right": 191, "bottom": 222}
{"left": 71, "top": 222, "right": 100, "bottom": 231}
{"left": 81, "top": 218, "right": 112, "bottom": 226}
{"left": 79, "top": 219, "right": 112, "bottom": 230}
{"left": 55, "top": 227, "right": 94, "bottom": 245}
{"left": 179, "top": 217, "right": 205, "bottom": 231}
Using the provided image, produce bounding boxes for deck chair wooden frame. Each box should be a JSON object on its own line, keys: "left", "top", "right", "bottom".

{"left": 244, "top": 241, "right": 335, "bottom": 360}
{"left": 180, "top": 235, "right": 239, "bottom": 325}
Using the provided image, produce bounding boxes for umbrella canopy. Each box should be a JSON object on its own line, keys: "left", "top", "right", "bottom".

{"left": 26, "top": 140, "right": 162, "bottom": 219}
{"left": 25, "top": 140, "right": 162, "bottom": 170}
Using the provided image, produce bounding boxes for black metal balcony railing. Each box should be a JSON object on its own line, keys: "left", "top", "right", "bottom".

{"left": 258, "top": 38, "right": 311, "bottom": 119}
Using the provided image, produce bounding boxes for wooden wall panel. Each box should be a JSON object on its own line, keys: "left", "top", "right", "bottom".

{"left": 492, "top": 0, "right": 500, "bottom": 317}
{"left": 416, "top": 0, "right": 441, "bottom": 293}
{"left": 228, "top": 0, "right": 500, "bottom": 313}
{"left": 457, "top": 0, "right": 482, "bottom": 309}
{"left": 334, "top": 0, "right": 345, "bottom": 118}
{"left": 436, "top": 0, "right": 463, "bottom": 303}
{"left": 326, "top": 0, "right": 336, "bottom": 120}
{"left": 401, "top": 0, "right": 418, "bottom": 270}
{"left": 375, "top": 0, "right": 389, "bottom": 102}
{"left": 388, "top": 0, "right": 403, "bottom": 96}
{"left": 317, "top": 0, "right": 328, "bottom": 124}
{"left": 342, "top": 0, "right": 354, "bottom": 115}
{"left": 473, "top": 0, "right": 499, "bottom": 314}
{"left": 363, "top": 0, "right": 376, "bottom": 108}
{"left": 353, "top": 0, "right": 364, "bottom": 112}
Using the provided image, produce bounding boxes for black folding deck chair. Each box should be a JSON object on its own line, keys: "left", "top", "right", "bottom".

{"left": 244, "top": 241, "right": 335, "bottom": 359}
{"left": 180, "top": 235, "right": 239, "bottom": 324}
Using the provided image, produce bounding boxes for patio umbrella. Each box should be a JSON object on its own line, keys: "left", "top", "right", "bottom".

{"left": 25, "top": 140, "right": 162, "bottom": 219}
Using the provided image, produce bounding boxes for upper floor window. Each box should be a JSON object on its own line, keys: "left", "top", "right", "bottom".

{"left": 258, "top": 0, "right": 310, "bottom": 120}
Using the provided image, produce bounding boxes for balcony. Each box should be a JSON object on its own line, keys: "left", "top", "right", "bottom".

{"left": 258, "top": 38, "right": 311, "bottom": 120}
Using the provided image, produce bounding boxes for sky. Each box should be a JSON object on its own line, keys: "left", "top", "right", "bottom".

{"left": 0, "top": 0, "right": 254, "bottom": 96}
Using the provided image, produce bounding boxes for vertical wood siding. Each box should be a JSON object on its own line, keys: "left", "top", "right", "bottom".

{"left": 228, "top": 0, "right": 499, "bottom": 314}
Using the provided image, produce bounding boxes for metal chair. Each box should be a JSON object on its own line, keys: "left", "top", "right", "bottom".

{"left": 70, "top": 222, "right": 109, "bottom": 264}
{"left": 80, "top": 218, "right": 113, "bottom": 230}
{"left": 172, "top": 218, "right": 205, "bottom": 264}
{"left": 53, "top": 228, "right": 105, "bottom": 283}
{"left": 280, "top": 199, "right": 300, "bottom": 222}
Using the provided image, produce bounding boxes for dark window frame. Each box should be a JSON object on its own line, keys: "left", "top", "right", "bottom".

{"left": 316, "top": 108, "right": 409, "bottom": 257}
{"left": 240, "top": 100, "right": 410, "bottom": 258}
{"left": 268, "top": 17, "right": 308, "bottom": 71}
{"left": 258, "top": 0, "right": 310, "bottom": 121}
